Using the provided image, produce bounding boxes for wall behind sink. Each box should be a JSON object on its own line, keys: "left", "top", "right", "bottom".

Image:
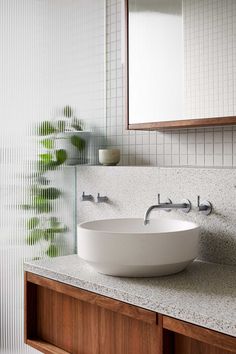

{"left": 77, "top": 166, "right": 236, "bottom": 266}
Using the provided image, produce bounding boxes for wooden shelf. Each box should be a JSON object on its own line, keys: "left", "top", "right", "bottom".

{"left": 26, "top": 339, "right": 71, "bottom": 354}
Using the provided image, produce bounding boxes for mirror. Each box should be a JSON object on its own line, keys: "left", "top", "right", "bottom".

{"left": 126, "top": 0, "right": 236, "bottom": 129}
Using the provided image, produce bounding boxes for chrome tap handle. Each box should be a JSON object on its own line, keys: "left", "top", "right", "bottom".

{"left": 157, "top": 193, "right": 172, "bottom": 205}
{"left": 181, "top": 199, "right": 191, "bottom": 213}
{"left": 81, "top": 192, "right": 93, "bottom": 202}
{"left": 97, "top": 193, "right": 108, "bottom": 203}
{"left": 197, "top": 195, "right": 212, "bottom": 215}
{"left": 157, "top": 193, "right": 172, "bottom": 212}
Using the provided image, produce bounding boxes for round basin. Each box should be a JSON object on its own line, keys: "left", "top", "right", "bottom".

{"left": 77, "top": 218, "right": 199, "bottom": 277}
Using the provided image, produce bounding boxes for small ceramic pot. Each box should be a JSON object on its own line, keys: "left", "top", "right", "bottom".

{"left": 99, "top": 149, "right": 120, "bottom": 166}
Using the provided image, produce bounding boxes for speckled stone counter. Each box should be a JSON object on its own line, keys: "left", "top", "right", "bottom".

{"left": 24, "top": 255, "right": 236, "bottom": 337}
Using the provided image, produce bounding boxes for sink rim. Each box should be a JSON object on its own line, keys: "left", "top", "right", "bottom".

{"left": 78, "top": 217, "right": 199, "bottom": 235}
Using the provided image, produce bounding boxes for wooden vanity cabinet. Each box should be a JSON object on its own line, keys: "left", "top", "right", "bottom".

{"left": 25, "top": 272, "right": 162, "bottom": 354}
{"left": 25, "top": 272, "right": 236, "bottom": 354}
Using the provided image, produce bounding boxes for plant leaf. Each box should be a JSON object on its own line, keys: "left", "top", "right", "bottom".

{"left": 70, "top": 135, "right": 86, "bottom": 151}
{"left": 63, "top": 106, "right": 73, "bottom": 118}
{"left": 37, "top": 121, "right": 57, "bottom": 136}
{"left": 57, "top": 120, "right": 66, "bottom": 132}
{"left": 39, "top": 153, "right": 53, "bottom": 163}
{"left": 26, "top": 229, "right": 44, "bottom": 245}
{"left": 38, "top": 187, "right": 61, "bottom": 200}
{"left": 71, "top": 118, "right": 83, "bottom": 131}
{"left": 27, "top": 217, "right": 40, "bottom": 230}
{"left": 52, "top": 226, "right": 68, "bottom": 234}
{"left": 56, "top": 149, "right": 67, "bottom": 165}
{"left": 37, "top": 176, "right": 50, "bottom": 185}
{"left": 43, "top": 229, "right": 55, "bottom": 241}
{"left": 33, "top": 197, "right": 52, "bottom": 213}
{"left": 37, "top": 160, "right": 59, "bottom": 172}
{"left": 50, "top": 217, "right": 60, "bottom": 228}
{"left": 43, "top": 226, "right": 67, "bottom": 241}
{"left": 41, "top": 138, "right": 54, "bottom": 149}
{"left": 46, "top": 245, "right": 59, "bottom": 257}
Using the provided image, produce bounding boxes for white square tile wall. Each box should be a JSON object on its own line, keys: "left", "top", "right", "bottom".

{"left": 184, "top": 0, "right": 236, "bottom": 119}
{"left": 105, "top": 0, "right": 236, "bottom": 168}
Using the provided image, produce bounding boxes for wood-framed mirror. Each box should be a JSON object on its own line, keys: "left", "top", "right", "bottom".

{"left": 125, "top": 0, "right": 236, "bottom": 130}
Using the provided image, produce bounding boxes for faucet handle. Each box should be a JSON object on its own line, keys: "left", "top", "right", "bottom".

{"left": 181, "top": 199, "right": 192, "bottom": 213}
{"left": 197, "top": 195, "right": 212, "bottom": 215}
{"left": 157, "top": 193, "right": 172, "bottom": 212}
{"left": 81, "top": 192, "right": 94, "bottom": 202}
{"left": 157, "top": 193, "right": 172, "bottom": 204}
{"left": 97, "top": 193, "right": 109, "bottom": 203}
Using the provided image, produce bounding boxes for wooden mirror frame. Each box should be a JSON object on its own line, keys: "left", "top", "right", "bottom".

{"left": 125, "top": 0, "right": 236, "bottom": 131}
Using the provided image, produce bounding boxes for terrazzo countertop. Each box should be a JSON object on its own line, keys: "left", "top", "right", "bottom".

{"left": 24, "top": 255, "right": 236, "bottom": 337}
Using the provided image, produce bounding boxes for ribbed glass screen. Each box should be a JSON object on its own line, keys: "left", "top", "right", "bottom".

{"left": 0, "top": 0, "right": 105, "bottom": 353}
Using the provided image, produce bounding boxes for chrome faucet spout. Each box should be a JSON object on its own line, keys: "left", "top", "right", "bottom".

{"left": 144, "top": 205, "right": 160, "bottom": 225}
{"left": 144, "top": 195, "right": 191, "bottom": 225}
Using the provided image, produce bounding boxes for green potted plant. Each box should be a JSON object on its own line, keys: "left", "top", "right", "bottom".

{"left": 55, "top": 105, "right": 90, "bottom": 165}
{"left": 22, "top": 106, "right": 89, "bottom": 257}
{"left": 22, "top": 141, "right": 68, "bottom": 257}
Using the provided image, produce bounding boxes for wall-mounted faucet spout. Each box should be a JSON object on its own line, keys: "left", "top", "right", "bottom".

{"left": 144, "top": 194, "right": 191, "bottom": 225}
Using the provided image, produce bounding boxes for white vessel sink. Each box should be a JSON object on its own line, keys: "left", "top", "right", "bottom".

{"left": 77, "top": 218, "right": 199, "bottom": 277}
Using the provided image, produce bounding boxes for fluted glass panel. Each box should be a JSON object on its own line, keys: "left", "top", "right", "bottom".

{"left": 0, "top": 0, "right": 105, "bottom": 353}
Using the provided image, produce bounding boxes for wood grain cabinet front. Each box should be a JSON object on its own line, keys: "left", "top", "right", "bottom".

{"left": 24, "top": 272, "right": 236, "bottom": 354}
{"left": 25, "top": 272, "right": 162, "bottom": 354}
